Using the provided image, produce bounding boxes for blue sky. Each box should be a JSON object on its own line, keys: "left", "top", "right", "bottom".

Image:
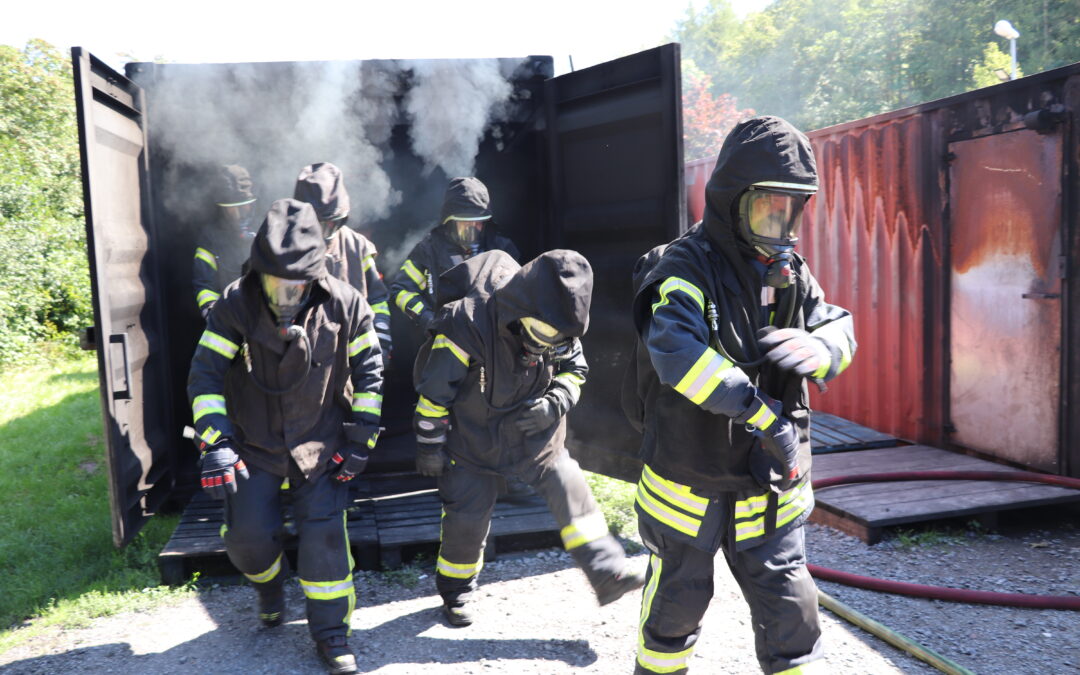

{"left": 3, "top": 0, "right": 772, "bottom": 74}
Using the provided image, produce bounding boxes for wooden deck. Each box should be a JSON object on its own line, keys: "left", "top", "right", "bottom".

{"left": 810, "top": 444, "right": 1080, "bottom": 543}
{"left": 810, "top": 412, "right": 897, "bottom": 454}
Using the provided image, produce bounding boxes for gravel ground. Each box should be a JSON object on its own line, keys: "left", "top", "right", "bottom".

{"left": 1, "top": 505, "right": 1076, "bottom": 674}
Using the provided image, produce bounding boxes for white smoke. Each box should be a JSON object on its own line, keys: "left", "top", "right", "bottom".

{"left": 403, "top": 59, "right": 514, "bottom": 179}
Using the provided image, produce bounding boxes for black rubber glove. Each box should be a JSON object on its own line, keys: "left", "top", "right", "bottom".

{"left": 200, "top": 441, "right": 249, "bottom": 500}
{"left": 329, "top": 446, "right": 369, "bottom": 483}
{"left": 757, "top": 327, "right": 831, "bottom": 380}
{"left": 734, "top": 394, "right": 800, "bottom": 489}
{"left": 416, "top": 445, "right": 447, "bottom": 477}
{"left": 515, "top": 396, "right": 562, "bottom": 435}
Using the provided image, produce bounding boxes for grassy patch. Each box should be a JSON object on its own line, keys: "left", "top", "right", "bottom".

{"left": 584, "top": 471, "right": 639, "bottom": 542}
{"left": 0, "top": 356, "right": 186, "bottom": 654}
{"left": 891, "top": 519, "right": 992, "bottom": 549}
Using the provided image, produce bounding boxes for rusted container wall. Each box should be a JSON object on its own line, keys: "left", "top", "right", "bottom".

{"left": 684, "top": 156, "right": 713, "bottom": 224}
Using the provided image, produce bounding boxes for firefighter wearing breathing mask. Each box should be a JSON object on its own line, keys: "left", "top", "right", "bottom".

{"left": 192, "top": 164, "right": 259, "bottom": 319}
{"left": 187, "top": 199, "right": 383, "bottom": 675}
{"left": 411, "top": 249, "right": 645, "bottom": 628}
{"left": 624, "top": 116, "right": 856, "bottom": 675}
{"left": 390, "top": 176, "right": 520, "bottom": 332}
{"left": 294, "top": 162, "right": 392, "bottom": 359}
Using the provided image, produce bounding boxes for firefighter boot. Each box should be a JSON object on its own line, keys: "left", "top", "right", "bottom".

{"left": 595, "top": 566, "right": 646, "bottom": 606}
{"left": 316, "top": 635, "right": 357, "bottom": 674}
{"left": 442, "top": 602, "right": 473, "bottom": 627}
{"left": 257, "top": 583, "right": 286, "bottom": 627}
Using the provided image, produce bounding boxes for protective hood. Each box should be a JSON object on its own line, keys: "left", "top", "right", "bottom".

{"left": 439, "top": 176, "right": 492, "bottom": 224}
{"left": 214, "top": 164, "right": 256, "bottom": 206}
{"left": 248, "top": 199, "right": 327, "bottom": 281}
{"left": 293, "top": 162, "right": 350, "bottom": 221}
{"left": 703, "top": 116, "right": 817, "bottom": 254}
{"left": 495, "top": 250, "right": 592, "bottom": 339}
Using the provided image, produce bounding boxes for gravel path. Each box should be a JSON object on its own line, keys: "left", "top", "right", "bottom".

{"left": 1, "top": 506, "right": 1076, "bottom": 674}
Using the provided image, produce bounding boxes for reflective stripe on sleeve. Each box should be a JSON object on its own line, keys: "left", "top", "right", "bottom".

{"left": 651, "top": 276, "right": 705, "bottom": 314}
{"left": 812, "top": 321, "right": 853, "bottom": 374}
{"left": 299, "top": 575, "right": 355, "bottom": 600}
{"left": 401, "top": 259, "right": 427, "bottom": 289}
{"left": 408, "top": 300, "right": 425, "bottom": 315}
{"left": 244, "top": 553, "right": 283, "bottom": 584}
{"left": 560, "top": 511, "right": 610, "bottom": 550}
{"left": 194, "top": 247, "right": 217, "bottom": 270}
{"left": 196, "top": 289, "right": 221, "bottom": 308}
{"left": 351, "top": 392, "right": 383, "bottom": 416}
{"left": 433, "top": 334, "right": 470, "bottom": 366}
{"left": 745, "top": 401, "right": 777, "bottom": 430}
{"left": 192, "top": 394, "right": 227, "bottom": 423}
{"left": 198, "top": 330, "right": 240, "bottom": 360}
{"left": 395, "top": 290, "right": 418, "bottom": 313}
{"left": 673, "top": 346, "right": 734, "bottom": 405}
{"left": 436, "top": 555, "right": 483, "bottom": 579}
{"left": 416, "top": 395, "right": 448, "bottom": 418}
{"left": 776, "top": 482, "right": 814, "bottom": 529}
{"left": 371, "top": 300, "right": 390, "bottom": 316}
{"left": 362, "top": 255, "right": 376, "bottom": 273}
{"left": 199, "top": 425, "right": 222, "bottom": 446}
{"left": 348, "top": 330, "right": 379, "bottom": 357}
{"left": 555, "top": 371, "right": 585, "bottom": 398}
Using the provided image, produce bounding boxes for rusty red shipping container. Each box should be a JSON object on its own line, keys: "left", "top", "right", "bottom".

{"left": 686, "top": 65, "right": 1080, "bottom": 476}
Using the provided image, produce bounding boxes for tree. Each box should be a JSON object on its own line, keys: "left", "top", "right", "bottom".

{"left": 972, "top": 42, "right": 1022, "bottom": 89}
{"left": 682, "top": 60, "right": 755, "bottom": 161}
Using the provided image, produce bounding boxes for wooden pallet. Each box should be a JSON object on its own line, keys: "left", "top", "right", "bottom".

{"left": 809, "top": 444, "right": 1080, "bottom": 543}
{"left": 810, "top": 412, "right": 897, "bottom": 454}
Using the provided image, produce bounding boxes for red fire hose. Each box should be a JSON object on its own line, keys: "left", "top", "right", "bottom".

{"left": 808, "top": 470, "right": 1080, "bottom": 611}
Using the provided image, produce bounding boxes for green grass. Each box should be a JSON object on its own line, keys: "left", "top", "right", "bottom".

{"left": 0, "top": 355, "right": 189, "bottom": 654}
{"left": 584, "top": 470, "right": 639, "bottom": 543}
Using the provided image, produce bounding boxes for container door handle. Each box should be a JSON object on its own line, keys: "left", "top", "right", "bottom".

{"left": 109, "top": 333, "right": 132, "bottom": 400}
{"left": 1021, "top": 292, "right": 1060, "bottom": 300}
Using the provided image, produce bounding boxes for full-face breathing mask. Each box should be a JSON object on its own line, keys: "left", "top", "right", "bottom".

{"left": 260, "top": 274, "right": 311, "bottom": 340}
{"left": 736, "top": 182, "right": 816, "bottom": 289}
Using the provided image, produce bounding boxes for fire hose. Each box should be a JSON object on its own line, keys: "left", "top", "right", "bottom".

{"left": 807, "top": 470, "right": 1080, "bottom": 675}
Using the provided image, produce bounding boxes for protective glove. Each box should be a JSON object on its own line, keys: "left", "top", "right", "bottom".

{"left": 515, "top": 396, "right": 562, "bottom": 435}
{"left": 418, "top": 309, "right": 436, "bottom": 332}
{"left": 734, "top": 394, "right": 800, "bottom": 489}
{"left": 329, "top": 446, "right": 369, "bottom": 483}
{"left": 416, "top": 445, "right": 448, "bottom": 477}
{"left": 757, "top": 327, "right": 831, "bottom": 380}
{"left": 200, "top": 440, "right": 249, "bottom": 500}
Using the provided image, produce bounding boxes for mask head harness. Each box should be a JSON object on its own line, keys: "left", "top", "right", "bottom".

{"left": 736, "top": 181, "right": 817, "bottom": 288}
{"left": 260, "top": 273, "right": 311, "bottom": 340}
{"left": 517, "top": 317, "right": 572, "bottom": 367}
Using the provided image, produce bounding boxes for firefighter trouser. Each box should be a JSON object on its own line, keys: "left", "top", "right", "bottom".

{"left": 435, "top": 450, "right": 626, "bottom": 606}
{"left": 223, "top": 462, "right": 356, "bottom": 642}
{"left": 635, "top": 518, "right": 822, "bottom": 674}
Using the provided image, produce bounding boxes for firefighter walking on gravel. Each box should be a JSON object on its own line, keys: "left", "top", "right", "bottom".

{"left": 411, "top": 249, "right": 645, "bottom": 627}
{"left": 625, "top": 116, "right": 856, "bottom": 674}
{"left": 187, "top": 199, "right": 383, "bottom": 675}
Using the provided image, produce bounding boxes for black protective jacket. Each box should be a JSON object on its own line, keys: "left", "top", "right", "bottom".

{"left": 413, "top": 250, "right": 590, "bottom": 474}
{"left": 192, "top": 222, "right": 251, "bottom": 315}
{"left": 188, "top": 200, "right": 383, "bottom": 479}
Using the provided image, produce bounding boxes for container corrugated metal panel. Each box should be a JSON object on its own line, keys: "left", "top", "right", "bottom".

{"left": 685, "top": 156, "right": 713, "bottom": 224}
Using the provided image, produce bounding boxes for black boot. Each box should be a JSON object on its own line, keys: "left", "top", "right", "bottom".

{"left": 257, "top": 584, "right": 285, "bottom": 627}
{"left": 595, "top": 566, "right": 646, "bottom": 606}
{"left": 442, "top": 603, "right": 473, "bottom": 627}
{"left": 316, "top": 635, "right": 357, "bottom": 674}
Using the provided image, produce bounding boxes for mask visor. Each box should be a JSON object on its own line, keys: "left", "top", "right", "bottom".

{"left": 261, "top": 274, "right": 310, "bottom": 322}
{"left": 741, "top": 190, "right": 805, "bottom": 243}
{"left": 320, "top": 215, "right": 349, "bottom": 241}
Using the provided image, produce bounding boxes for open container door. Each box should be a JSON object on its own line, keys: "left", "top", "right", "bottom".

{"left": 72, "top": 48, "right": 173, "bottom": 546}
{"left": 544, "top": 44, "right": 685, "bottom": 481}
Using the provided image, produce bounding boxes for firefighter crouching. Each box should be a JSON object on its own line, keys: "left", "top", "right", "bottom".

{"left": 192, "top": 164, "right": 258, "bottom": 319}
{"left": 626, "top": 116, "right": 856, "bottom": 674}
{"left": 293, "top": 162, "right": 392, "bottom": 359}
{"left": 187, "top": 199, "right": 383, "bottom": 675}
{"left": 389, "top": 176, "right": 520, "bottom": 332}
{"left": 412, "top": 249, "right": 645, "bottom": 627}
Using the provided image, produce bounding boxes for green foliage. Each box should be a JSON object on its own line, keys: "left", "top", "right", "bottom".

{"left": 972, "top": 42, "right": 1022, "bottom": 88}
{"left": 674, "top": 0, "right": 1080, "bottom": 131}
{"left": 584, "top": 471, "right": 638, "bottom": 540}
{"left": 0, "top": 40, "right": 91, "bottom": 368}
{"left": 0, "top": 357, "right": 182, "bottom": 651}
{"left": 682, "top": 59, "right": 756, "bottom": 161}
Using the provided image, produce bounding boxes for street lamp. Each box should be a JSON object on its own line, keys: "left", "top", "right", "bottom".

{"left": 994, "top": 20, "right": 1020, "bottom": 80}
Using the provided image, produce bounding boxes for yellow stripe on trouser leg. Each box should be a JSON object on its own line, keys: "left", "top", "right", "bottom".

{"left": 343, "top": 511, "right": 355, "bottom": 634}
{"left": 637, "top": 554, "right": 695, "bottom": 673}
{"left": 560, "top": 511, "right": 610, "bottom": 550}
{"left": 436, "top": 555, "right": 483, "bottom": 579}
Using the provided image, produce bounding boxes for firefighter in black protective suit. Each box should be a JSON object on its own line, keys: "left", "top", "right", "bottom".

{"left": 412, "top": 249, "right": 645, "bottom": 627}
{"left": 293, "top": 162, "right": 392, "bottom": 358}
{"left": 626, "top": 116, "right": 856, "bottom": 675}
{"left": 187, "top": 199, "right": 383, "bottom": 675}
{"left": 389, "top": 176, "right": 520, "bottom": 331}
{"left": 192, "top": 164, "right": 258, "bottom": 319}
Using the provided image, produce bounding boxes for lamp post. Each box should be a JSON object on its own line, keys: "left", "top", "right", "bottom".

{"left": 994, "top": 20, "right": 1020, "bottom": 80}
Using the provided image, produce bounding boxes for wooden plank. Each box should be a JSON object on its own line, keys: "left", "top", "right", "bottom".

{"left": 811, "top": 445, "right": 1004, "bottom": 476}
{"left": 814, "top": 412, "right": 896, "bottom": 444}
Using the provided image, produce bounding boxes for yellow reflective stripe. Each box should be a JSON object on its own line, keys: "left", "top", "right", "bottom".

{"left": 395, "top": 290, "right": 418, "bottom": 313}
{"left": 244, "top": 553, "right": 283, "bottom": 584}
{"left": 401, "top": 259, "right": 427, "bottom": 289}
{"left": 300, "top": 575, "right": 355, "bottom": 600}
{"left": 745, "top": 402, "right": 777, "bottom": 430}
{"left": 348, "top": 330, "right": 379, "bottom": 358}
{"left": 192, "top": 394, "right": 227, "bottom": 422}
{"left": 362, "top": 255, "right": 376, "bottom": 273}
{"left": 198, "top": 330, "right": 240, "bottom": 359}
{"left": 433, "top": 334, "right": 469, "bottom": 366}
{"left": 812, "top": 355, "right": 831, "bottom": 379}
{"left": 637, "top": 555, "right": 695, "bottom": 673}
{"left": 641, "top": 465, "right": 708, "bottom": 516}
{"left": 351, "top": 392, "right": 383, "bottom": 415}
{"left": 777, "top": 484, "right": 814, "bottom": 529}
{"left": 812, "top": 321, "right": 853, "bottom": 373}
{"left": 635, "top": 482, "right": 701, "bottom": 537}
{"left": 555, "top": 371, "right": 585, "bottom": 398}
{"left": 371, "top": 301, "right": 390, "bottom": 316}
{"left": 436, "top": 555, "right": 483, "bottom": 579}
{"left": 194, "top": 247, "right": 217, "bottom": 270}
{"left": 408, "top": 300, "right": 425, "bottom": 315}
{"left": 652, "top": 276, "right": 705, "bottom": 314}
{"left": 200, "top": 426, "right": 221, "bottom": 445}
{"left": 735, "top": 516, "right": 767, "bottom": 542}
{"left": 366, "top": 429, "right": 380, "bottom": 450}
{"left": 673, "top": 347, "right": 734, "bottom": 405}
{"left": 416, "top": 395, "right": 448, "bottom": 418}
{"left": 735, "top": 492, "right": 768, "bottom": 517}
{"left": 560, "top": 511, "right": 610, "bottom": 550}
{"left": 196, "top": 288, "right": 220, "bottom": 308}
{"left": 219, "top": 523, "right": 228, "bottom": 538}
